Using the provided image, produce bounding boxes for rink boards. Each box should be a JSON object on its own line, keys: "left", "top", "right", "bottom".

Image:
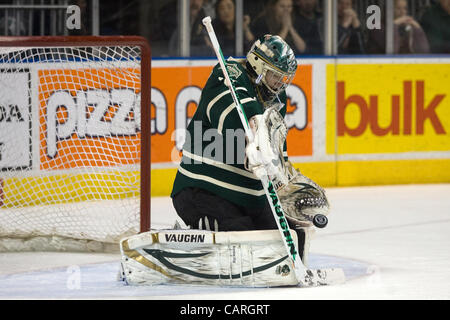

{"left": 1, "top": 57, "right": 449, "bottom": 202}
{"left": 149, "top": 57, "right": 450, "bottom": 195}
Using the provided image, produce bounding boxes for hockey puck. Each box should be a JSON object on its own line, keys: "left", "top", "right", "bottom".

{"left": 313, "top": 214, "right": 328, "bottom": 228}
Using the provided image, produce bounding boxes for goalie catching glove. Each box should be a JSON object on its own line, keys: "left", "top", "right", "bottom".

{"left": 275, "top": 161, "right": 330, "bottom": 227}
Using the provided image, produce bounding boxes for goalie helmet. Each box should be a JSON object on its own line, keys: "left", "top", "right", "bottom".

{"left": 246, "top": 35, "right": 297, "bottom": 104}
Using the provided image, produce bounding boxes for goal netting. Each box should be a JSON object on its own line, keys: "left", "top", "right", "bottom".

{"left": 0, "top": 36, "right": 151, "bottom": 252}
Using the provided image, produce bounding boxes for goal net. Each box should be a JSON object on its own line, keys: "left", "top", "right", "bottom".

{"left": 0, "top": 36, "right": 151, "bottom": 251}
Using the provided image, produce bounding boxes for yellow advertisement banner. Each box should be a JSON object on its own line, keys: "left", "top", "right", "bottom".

{"left": 327, "top": 63, "right": 450, "bottom": 154}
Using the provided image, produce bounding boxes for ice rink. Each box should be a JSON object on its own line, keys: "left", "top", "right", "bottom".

{"left": 0, "top": 184, "right": 449, "bottom": 300}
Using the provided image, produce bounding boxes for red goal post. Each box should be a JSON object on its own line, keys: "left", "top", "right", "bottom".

{"left": 0, "top": 36, "right": 151, "bottom": 250}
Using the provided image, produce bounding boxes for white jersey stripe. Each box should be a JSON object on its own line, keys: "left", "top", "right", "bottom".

{"left": 206, "top": 87, "right": 248, "bottom": 122}
{"left": 182, "top": 150, "right": 259, "bottom": 180}
{"left": 178, "top": 166, "right": 265, "bottom": 196}
{"left": 217, "top": 97, "right": 256, "bottom": 134}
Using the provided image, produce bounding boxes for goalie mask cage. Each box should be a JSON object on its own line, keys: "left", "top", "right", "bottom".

{"left": 0, "top": 36, "right": 151, "bottom": 251}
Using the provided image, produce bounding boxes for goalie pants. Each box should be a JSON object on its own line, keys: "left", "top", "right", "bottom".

{"left": 172, "top": 187, "right": 307, "bottom": 259}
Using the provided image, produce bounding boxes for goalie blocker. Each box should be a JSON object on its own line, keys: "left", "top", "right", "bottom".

{"left": 119, "top": 228, "right": 312, "bottom": 287}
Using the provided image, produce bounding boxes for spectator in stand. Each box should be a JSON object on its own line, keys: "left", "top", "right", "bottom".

{"left": 244, "top": 1, "right": 266, "bottom": 24}
{"left": 0, "top": 15, "right": 26, "bottom": 36}
{"left": 156, "top": 0, "right": 177, "bottom": 43}
{"left": 367, "top": 0, "right": 430, "bottom": 54}
{"left": 393, "top": 0, "right": 430, "bottom": 54}
{"left": 337, "top": 0, "right": 365, "bottom": 54}
{"left": 203, "top": 0, "right": 218, "bottom": 19}
{"left": 250, "top": 0, "right": 307, "bottom": 55}
{"left": 420, "top": 0, "right": 450, "bottom": 53}
{"left": 212, "top": 0, "right": 255, "bottom": 57}
{"left": 292, "top": 0, "right": 323, "bottom": 54}
{"left": 168, "top": 0, "right": 213, "bottom": 56}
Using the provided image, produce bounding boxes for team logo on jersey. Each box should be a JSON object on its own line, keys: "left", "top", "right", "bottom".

{"left": 226, "top": 64, "right": 242, "bottom": 80}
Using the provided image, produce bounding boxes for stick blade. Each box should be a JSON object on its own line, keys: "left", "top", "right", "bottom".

{"left": 298, "top": 268, "right": 346, "bottom": 287}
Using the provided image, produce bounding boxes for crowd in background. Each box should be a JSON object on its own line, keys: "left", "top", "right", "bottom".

{"left": 152, "top": 0, "right": 450, "bottom": 56}
{"left": 0, "top": 0, "right": 448, "bottom": 56}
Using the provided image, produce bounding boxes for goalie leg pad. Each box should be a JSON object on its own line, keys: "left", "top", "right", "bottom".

{"left": 119, "top": 229, "right": 307, "bottom": 287}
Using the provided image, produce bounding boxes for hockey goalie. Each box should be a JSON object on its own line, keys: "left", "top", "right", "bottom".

{"left": 119, "top": 34, "right": 334, "bottom": 287}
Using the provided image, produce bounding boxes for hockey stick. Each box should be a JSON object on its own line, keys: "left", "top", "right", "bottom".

{"left": 202, "top": 16, "right": 345, "bottom": 287}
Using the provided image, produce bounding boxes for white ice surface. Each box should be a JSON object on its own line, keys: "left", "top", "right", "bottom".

{"left": 0, "top": 184, "right": 449, "bottom": 300}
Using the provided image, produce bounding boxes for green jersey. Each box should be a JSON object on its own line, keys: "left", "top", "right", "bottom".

{"left": 171, "top": 58, "right": 288, "bottom": 208}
